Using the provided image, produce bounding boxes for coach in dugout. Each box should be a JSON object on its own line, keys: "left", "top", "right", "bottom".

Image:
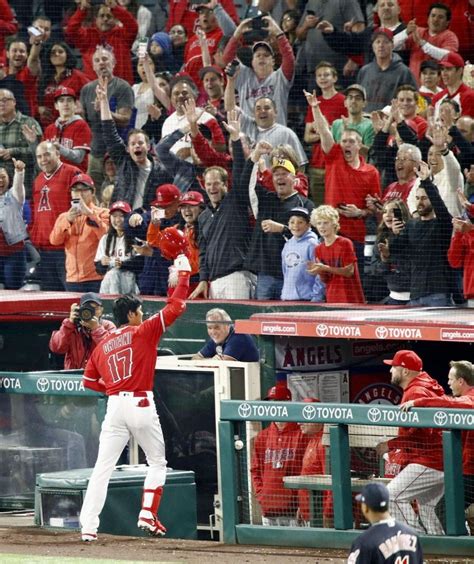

{"left": 49, "top": 292, "right": 116, "bottom": 369}
{"left": 192, "top": 308, "right": 259, "bottom": 362}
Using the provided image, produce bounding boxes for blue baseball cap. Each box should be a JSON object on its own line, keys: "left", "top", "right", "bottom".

{"left": 356, "top": 483, "right": 389, "bottom": 511}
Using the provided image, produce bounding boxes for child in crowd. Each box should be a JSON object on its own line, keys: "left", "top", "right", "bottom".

{"left": 281, "top": 207, "right": 324, "bottom": 302}
{"left": 308, "top": 205, "right": 365, "bottom": 304}
{"left": 94, "top": 201, "right": 144, "bottom": 294}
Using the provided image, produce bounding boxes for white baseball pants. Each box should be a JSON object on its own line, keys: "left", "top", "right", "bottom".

{"left": 387, "top": 463, "right": 445, "bottom": 535}
{"left": 80, "top": 392, "right": 166, "bottom": 535}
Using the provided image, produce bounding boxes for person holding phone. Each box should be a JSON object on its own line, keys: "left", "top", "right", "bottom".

{"left": 389, "top": 161, "right": 454, "bottom": 307}
{"left": 94, "top": 200, "right": 144, "bottom": 294}
{"left": 371, "top": 199, "right": 412, "bottom": 305}
{"left": 50, "top": 173, "right": 110, "bottom": 292}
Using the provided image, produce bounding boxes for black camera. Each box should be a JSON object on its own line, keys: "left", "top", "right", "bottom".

{"left": 251, "top": 14, "right": 269, "bottom": 30}
{"left": 75, "top": 303, "right": 96, "bottom": 325}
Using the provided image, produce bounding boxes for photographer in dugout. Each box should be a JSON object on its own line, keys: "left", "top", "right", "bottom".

{"left": 49, "top": 293, "right": 116, "bottom": 369}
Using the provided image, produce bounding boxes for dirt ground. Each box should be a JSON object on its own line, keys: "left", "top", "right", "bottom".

{"left": 1, "top": 526, "right": 473, "bottom": 564}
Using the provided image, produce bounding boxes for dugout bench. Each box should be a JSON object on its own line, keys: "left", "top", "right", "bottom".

{"left": 283, "top": 424, "right": 397, "bottom": 527}
{"left": 218, "top": 400, "right": 474, "bottom": 557}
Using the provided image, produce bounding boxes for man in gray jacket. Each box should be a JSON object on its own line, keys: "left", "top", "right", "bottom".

{"left": 357, "top": 28, "right": 417, "bottom": 112}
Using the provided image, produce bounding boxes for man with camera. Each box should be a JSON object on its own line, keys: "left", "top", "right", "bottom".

{"left": 49, "top": 292, "right": 116, "bottom": 369}
{"left": 223, "top": 14, "right": 294, "bottom": 126}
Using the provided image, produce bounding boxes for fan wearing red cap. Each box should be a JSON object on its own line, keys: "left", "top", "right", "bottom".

{"left": 147, "top": 185, "right": 181, "bottom": 251}
{"left": 49, "top": 171, "right": 110, "bottom": 291}
{"left": 432, "top": 52, "right": 474, "bottom": 118}
{"left": 43, "top": 85, "right": 92, "bottom": 173}
{"left": 396, "top": 3, "right": 460, "bottom": 88}
{"left": 94, "top": 200, "right": 144, "bottom": 295}
{"left": 251, "top": 384, "right": 310, "bottom": 527}
{"left": 376, "top": 349, "right": 447, "bottom": 535}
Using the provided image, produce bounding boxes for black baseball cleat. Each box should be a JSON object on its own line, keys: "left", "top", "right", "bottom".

{"left": 137, "top": 516, "right": 167, "bottom": 537}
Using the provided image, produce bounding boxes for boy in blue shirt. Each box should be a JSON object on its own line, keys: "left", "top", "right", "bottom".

{"left": 281, "top": 207, "right": 325, "bottom": 301}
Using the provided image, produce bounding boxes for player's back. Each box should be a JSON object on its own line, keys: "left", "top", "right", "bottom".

{"left": 348, "top": 518, "right": 423, "bottom": 564}
{"left": 88, "top": 320, "right": 161, "bottom": 395}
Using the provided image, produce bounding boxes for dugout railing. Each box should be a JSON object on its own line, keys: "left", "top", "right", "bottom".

{"left": 218, "top": 400, "right": 474, "bottom": 556}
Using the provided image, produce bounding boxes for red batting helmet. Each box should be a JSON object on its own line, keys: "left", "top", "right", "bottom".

{"left": 158, "top": 227, "right": 188, "bottom": 260}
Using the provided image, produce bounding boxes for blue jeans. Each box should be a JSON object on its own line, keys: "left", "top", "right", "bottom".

{"left": 37, "top": 250, "right": 66, "bottom": 291}
{"left": 0, "top": 250, "right": 26, "bottom": 289}
{"left": 66, "top": 281, "right": 101, "bottom": 293}
{"left": 409, "top": 293, "right": 453, "bottom": 307}
{"left": 255, "top": 275, "right": 283, "bottom": 300}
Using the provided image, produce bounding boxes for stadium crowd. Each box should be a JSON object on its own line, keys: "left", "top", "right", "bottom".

{"left": 0, "top": 0, "right": 473, "bottom": 305}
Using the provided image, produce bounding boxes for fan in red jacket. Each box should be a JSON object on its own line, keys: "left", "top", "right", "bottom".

{"left": 65, "top": 0, "right": 138, "bottom": 84}
{"left": 400, "top": 359, "right": 474, "bottom": 510}
{"left": 250, "top": 385, "right": 309, "bottom": 526}
{"left": 376, "top": 350, "right": 446, "bottom": 535}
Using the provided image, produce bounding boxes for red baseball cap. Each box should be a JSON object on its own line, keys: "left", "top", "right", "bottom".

{"left": 383, "top": 350, "right": 423, "bottom": 371}
{"left": 109, "top": 200, "right": 132, "bottom": 214}
{"left": 151, "top": 184, "right": 181, "bottom": 207}
{"left": 439, "top": 52, "right": 465, "bottom": 69}
{"left": 371, "top": 27, "right": 394, "bottom": 42}
{"left": 179, "top": 191, "right": 205, "bottom": 206}
{"left": 265, "top": 385, "right": 292, "bottom": 401}
{"left": 302, "top": 397, "right": 321, "bottom": 403}
{"left": 54, "top": 86, "right": 76, "bottom": 100}
{"left": 70, "top": 173, "right": 94, "bottom": 190}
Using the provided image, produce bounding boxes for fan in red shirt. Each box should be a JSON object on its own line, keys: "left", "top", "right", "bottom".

{"left": 166, "top": 0, "right": 239, "bottom": 37}
{"left": 304, "top": 62, "right": 347, "bottom": 206}
{"left": 65, "top": 0, "right": 138, "bottom": 84}
{"left": 309, "top": 205, "right": 365, "bottom": 304}
{"left": 305, "top": 90, "right": 381, "bottom": 246}
{"left": 43, "top": 87, "right": 92, "bottom": 173}
{"left": 183, "top": 7, "right": 223, "bottom": 87}
{"left": 30, "top": 141, "right": 82, "bottom": 290}
{"left": 80, "top": 244, "right": 191, "bottom": 543}
{"left": 432, "top": 52, "right": 474, "bottom": 117}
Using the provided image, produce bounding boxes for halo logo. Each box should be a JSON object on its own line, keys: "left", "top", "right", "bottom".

{"left": 375, "top": 326, "right": 388, "bottom": 339}
{"left": 316, "top": 324, "right": 329, "bottom": 337}
{"left": 302, "top": 405, "right": 317, "bottom": 420}
{"left": 433, "top": 411, "right": 448, "bottom": 427}
{"left": 238, "top": 403, "right": 252, "bottom": 419}
{"left": 36, "top": 378, "right": 50, "bottom": 393}
{"left": 368, "top": 407, "right": 382, "bottom": 423}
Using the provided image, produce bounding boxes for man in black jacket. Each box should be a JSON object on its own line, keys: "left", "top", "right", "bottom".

{"left": 388, "top": 160, "right": 453, "bottom": 306}
{"left": 97, "top": 76, "right": 171, "bottom": 210}
{"left": 189, "top": 111, "right": 254, "bottom": 300}
{"left": 243, "top": 142, "right": 314, "bottom": 300}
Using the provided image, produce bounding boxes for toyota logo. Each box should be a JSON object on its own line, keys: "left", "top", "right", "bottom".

{"left": 238, "top": 403, "right": 252, "bottom": 419}
{"left": 375, "top": 326, "right": 388, "bottom": 340}
{"left": 433, "top": 411, "right": 448, "bottom": 427}
{"left": 302, "top": 405, "right": 317, "bottom": 420}
{"left": 37, "top": 378, "right": 50, "bottom": 393}
{"left": 316, "top": 324, "right": 329, "bottom": 337}
{"left": 368, "top": 407, "right": 382, "bottom": 423}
